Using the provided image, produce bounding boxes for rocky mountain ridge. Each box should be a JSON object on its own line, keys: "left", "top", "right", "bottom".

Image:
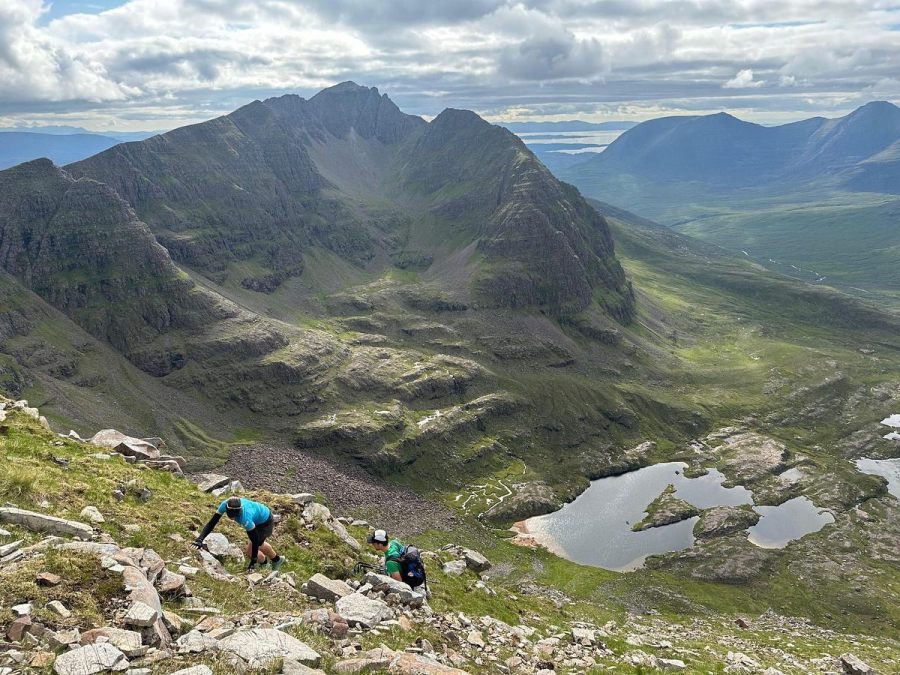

{"left": 0, "top": 82, "right": 642, "bottom": 496}
{"left": 67, "top": 82, "right": 631, "bottom": 317}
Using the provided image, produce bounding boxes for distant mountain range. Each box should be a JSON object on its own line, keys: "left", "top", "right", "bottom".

{"left": 0, "top": 128, "right": 163, "bottom": 169}
{"left": 0, "top": 133, "right": 121, "bottom": 170}
{"left": 570, "top": 101, "right": 900, "bottom": 192}
{"left": 560, "top": 101, "right": 900, "bottom": 298}
{"left": 501, "top": 120, "right": 636, "bottom": 133}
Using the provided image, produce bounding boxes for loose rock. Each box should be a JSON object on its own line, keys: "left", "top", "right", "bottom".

{"left": 80, "top": 506, "right": 105, "bottom": 524}
{"left": 0, "top": 507, "right": 94, "bottom": 539}
{"left": 304, "top": 573, "right": 354, "bottom": 601}
{"left": 336, "top": 593, "right": 393, "bottom": 628}
{"left": 124, "top": 601, "right": 159, "bottom": 628}
{"left": 217, "top": 628, "right": 321, "bottom": 669}
{"left": 463, "top": 549, "right": 491, "bottom": 572}
{"left": 52, "top": 643, "right": 129, "bottom": 675}
{"left": 840, "top": 653, "right": 875, "bottom": 675}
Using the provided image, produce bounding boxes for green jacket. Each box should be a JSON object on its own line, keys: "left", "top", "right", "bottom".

{"left": 384, "top": 539, "right": 404, "bottom": 575}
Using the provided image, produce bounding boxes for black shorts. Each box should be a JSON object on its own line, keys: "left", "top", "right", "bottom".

{"left": 250, "top": 516, "right": 274, "bottom": 544}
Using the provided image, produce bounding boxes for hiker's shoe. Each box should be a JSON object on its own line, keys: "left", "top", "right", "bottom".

{"left": 272, "top": 556, "right": 286, "bottom": 572}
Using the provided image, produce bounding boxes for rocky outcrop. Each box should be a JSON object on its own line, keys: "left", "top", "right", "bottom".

{"left": 0, "top": 508, "right": 93, "bottom": 539}
{"left": 694, "top": 506, "right": 760, "bottom": 539}
{"left": 300, "top": 502, "right": 361, "bottom": 551}
{"left": 335, "top": 593, "right": 394, "bottom": 628}
{"left": 217, "top": 628, "right": 321, "bottom": 669}
{"left": 633, "top": 485, "right": 700, "bottom": 531}
{"left": 361, "top": 573, "right": 426, "bottom": 607}
{"left": 715, "top": 432, "right": 787, "bottom": 483}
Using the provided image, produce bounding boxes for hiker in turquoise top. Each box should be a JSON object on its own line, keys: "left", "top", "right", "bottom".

{"left": 367, "top": 529, "right": 404, "bottom": 581}
{"left": 194, "top": 496, "right": 286, "bottom": 572}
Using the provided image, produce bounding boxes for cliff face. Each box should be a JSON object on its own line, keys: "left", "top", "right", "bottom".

{"left": 396, "top": 108, "right": 631, "bottom": 317}
{"left": 69, "top": 83, "right": 632, "bottom": 320}
{"left": 0, "top": 160, "right": 223, "bottom": 362}
{"left": 66, "top": 83, "right": 426, "bottom": 289}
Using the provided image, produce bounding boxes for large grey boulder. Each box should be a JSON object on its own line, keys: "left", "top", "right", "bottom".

{"left": 203, "top": 533, "right": 244, "bottom": 560}
{"left": 53, "top": 643, "right": 128, "bottom": 674}
{"left": 336, "top": 593, "right": 393, "bottom": 628}
{"left": 217, "top": 628, "right": 321, "bottom": 669}
{"left": 0, "top": 507, "right": 93, "bottom": 539}
{"left": 362, "top": 572, "right": 425, "bottom": 607}
{"left": 80, "top": 627, "right": 144, "bottom": 658}
{"left": 302, "top": 503, "right": 361, "bottom": 551}
{"left": 463, "top": 549, "right": 491, "bottom": 572}
{"left": 91, "top": 430, "right": 160, "bottom": 460}
{"left": 304, "top": 573, "right": 354, "bottom": 601}
{"left": 196, "top": 474, "right": 230, "bottom": 493}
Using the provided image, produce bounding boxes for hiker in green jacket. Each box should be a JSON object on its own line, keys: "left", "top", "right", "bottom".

{"left": 367, "top": 529, "right": 404, "bottom": 582}
{"left": 367, "top": 528, "right": 428, "bottom": 590}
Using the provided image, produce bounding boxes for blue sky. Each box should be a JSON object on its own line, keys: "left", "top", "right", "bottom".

{"left": 40, "top": 0, "right": 124, "bottom": 22}
{"left": 2, "top": 0, "right": 899, "bottom": 132}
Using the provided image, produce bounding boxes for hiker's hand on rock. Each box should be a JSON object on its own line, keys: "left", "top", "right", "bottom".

{"left": 191, "top": 539, "right": 203, "bottom": 549}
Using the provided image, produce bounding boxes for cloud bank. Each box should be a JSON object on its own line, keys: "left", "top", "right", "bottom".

{"left": 0, "top": 0, "right": 898, "bottom": 130}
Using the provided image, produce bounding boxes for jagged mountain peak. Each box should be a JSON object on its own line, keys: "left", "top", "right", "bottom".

{"left": 311, "top": 80, "right": 379, "bottom": 97}
{"left": 66, "top": 82, "right": 631, "bottom": 320}
{"left": 5, "top": 156, "right": 59, "bottom": 176}
{"left": 304, "top": 81, "right": 423, "bottom": 143}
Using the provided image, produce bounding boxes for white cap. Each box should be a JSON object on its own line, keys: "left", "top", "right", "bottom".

{"left": 371, "top": 529, "right": 388, "bottom": 543}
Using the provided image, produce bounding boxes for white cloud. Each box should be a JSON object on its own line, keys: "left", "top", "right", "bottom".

{"left": 723, "top": 69, "right": 765, "bottom": 89}
{"left": 0, "top": 0, "right": 897, "bottom": 128}
{"left": 0, "top": 0, "right": 139, "bottom": 103}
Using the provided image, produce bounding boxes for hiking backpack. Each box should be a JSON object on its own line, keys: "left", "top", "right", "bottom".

{"left": 387, "top": 545, "right": 427, "bottom": 589}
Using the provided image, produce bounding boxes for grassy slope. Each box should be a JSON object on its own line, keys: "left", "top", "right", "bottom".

{"left": 560, "top": 162, "right": 900, "bottom": 301}
{"left": 1, "top": 408, "right": 898, "bottom": 673}
{"left": 579, "top": 204, "right": 900, "bottom": 635}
